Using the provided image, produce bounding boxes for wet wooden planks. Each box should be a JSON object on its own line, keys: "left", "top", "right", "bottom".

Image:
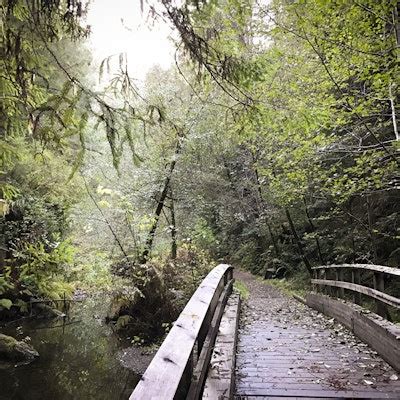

{"left": 234, "top": 270, "right": 400, "bottom": 399}
{"left": 203, "top": 293, "right": 241, "bottom": 399}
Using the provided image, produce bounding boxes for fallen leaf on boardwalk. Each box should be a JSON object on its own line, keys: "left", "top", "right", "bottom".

{"left": 389, "top": 374, "right": 398, "bottom": 381}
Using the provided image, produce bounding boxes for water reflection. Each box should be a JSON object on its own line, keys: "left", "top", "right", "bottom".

{"left": 0, "top": 297, "right": 140, "bottom": 400}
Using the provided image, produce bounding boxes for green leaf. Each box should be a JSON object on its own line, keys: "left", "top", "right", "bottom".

{"left": 15, "top": 299, "right": 29, "bottom": 313}
{"left": 0, "top": 298, "right": 13, "bottom": 310}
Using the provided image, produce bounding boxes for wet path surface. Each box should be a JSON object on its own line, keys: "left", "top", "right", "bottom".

{"left": 234, "top": 270, "right": 400, "bottom": 399}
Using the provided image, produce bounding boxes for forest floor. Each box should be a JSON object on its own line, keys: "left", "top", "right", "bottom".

{"left": 234, "top": 269, "right": 400, "bottom": 399}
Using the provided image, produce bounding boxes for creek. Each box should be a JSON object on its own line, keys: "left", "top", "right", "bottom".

{"left": 0, "top": 296, "right": 152, "bottom": 400}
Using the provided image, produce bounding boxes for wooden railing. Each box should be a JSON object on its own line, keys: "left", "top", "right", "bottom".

{"left": 311, "top": 264, "right": 400, "bottom": 318}
{"left": 129, "top": 264, "right": 234, "bottom": 400}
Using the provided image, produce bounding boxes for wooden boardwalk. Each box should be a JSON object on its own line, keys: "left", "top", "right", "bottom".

{"left": 234, "top": 270, "right": 400, "bottom": 399}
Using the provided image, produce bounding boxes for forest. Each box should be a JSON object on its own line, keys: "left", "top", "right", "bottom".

{"left": 0, "top": 0, "right": 399, "bottom": 398}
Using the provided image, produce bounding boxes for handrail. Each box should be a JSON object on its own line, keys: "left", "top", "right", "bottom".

{"left": 311, "top": 263, "right": 400, "bottom": 318}
{"left": 312, "top": 279, "right": 400, "bottom": 309}
{"left": 129, "top": 264, "right": 234, "bottom": 400}
{"left": 312, "top": 264, "right": 400, "bottom": 277}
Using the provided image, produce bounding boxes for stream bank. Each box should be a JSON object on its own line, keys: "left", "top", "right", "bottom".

{"left": 0, "top": 295, "right": 155, "bottom": 400}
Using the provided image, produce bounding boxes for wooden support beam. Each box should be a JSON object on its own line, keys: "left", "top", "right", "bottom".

{"left": 312, "top": 264, "right": 400, "bottom": 277}
{"left": 338, "top": 268, "right": 344, "bottom": 298}
{"left": 351, "top": 269, "right": 362, "bottom": 305}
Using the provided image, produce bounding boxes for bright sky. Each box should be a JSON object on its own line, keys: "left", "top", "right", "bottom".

{"left": 86, "top": 0, "right": 175, "bottom": 81}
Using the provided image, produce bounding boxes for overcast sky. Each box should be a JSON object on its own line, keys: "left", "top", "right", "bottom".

{"left": 86, "top": 0, "right": 175, "bottom": 81}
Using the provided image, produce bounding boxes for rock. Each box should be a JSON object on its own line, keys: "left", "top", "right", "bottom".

{"left": 275, "top": 266, "right": 288, "bottom": 279}
{"left": 0, "top": 334, "right": 39, "bottom": 362}
{"left": 263, "top": 259, "right": 289, "bottom": 279}
{"left": 264, "top": 268, "right": 276, "bottom": 279}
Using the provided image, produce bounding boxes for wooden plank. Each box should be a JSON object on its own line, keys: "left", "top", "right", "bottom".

{"left": 234, "top": 388, "right": 400, "bottom": 398}
{"left": 311, "top": 279, "right": 400, "bottom": 309}
{"left": 312, "top": 264, "right": 400, "bottom": 277}
{"left": 187, "top": 279, "right": 234, "bottom": 399}
{"left": 202, "top": 293, "right": 240, "bottom": 400}
{"left": 235, "top": 269, "right": 400, "bottom": 400}
{"left": 129, "top": 264, "right": 232, "bottom": 400}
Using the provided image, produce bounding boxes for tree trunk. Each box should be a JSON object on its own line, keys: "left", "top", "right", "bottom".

{"left": 267, "top": 221, "right": 280, "bottom": 257}
{"left": 303, "top": 197, "right": 324, "bottom": 264}
{"left": 170, "top": 189, "right": 177, "bottom": 260}
{"left": 250, "top": 149, "right": 281, "bottom": 257}
{"left": 366, "top": 195, "right": 378, "bottom": 263}
{"left": 140, "top": 140, "right": 181, "bottom": 263}
{"left": 285, "top": 208, "right": 312, "bottom": 274}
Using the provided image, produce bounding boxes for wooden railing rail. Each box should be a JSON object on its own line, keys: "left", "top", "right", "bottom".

{"left": 129, "top": 264, "right": 234, "bottom": 400}
{"left": 311, "top": 264, "right": 400, "bottom": 318}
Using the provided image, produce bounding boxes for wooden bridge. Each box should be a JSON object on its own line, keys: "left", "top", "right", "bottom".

{"left": 130, "top": 264, "right": 400, "bottom": 399}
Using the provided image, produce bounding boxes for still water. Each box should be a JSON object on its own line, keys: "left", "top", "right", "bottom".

{"left": 0, "top": 297, "right": 142, "bottom": 400}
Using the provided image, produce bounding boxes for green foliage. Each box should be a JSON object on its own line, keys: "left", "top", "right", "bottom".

{"left": 0, "top": 298, "right": 13, "bottom": 310}
{"left": 156, "top": 0, "right": 400, "bottom": 277}
{"left": 8, "top": 238, "right": 75, "bottom": 299}
{"left": 191, "top": 218, "right": 219, "bottom": 253}
{"left": 234, "top": 279, "right": 249, "bottom": 300}
{"left": 1, "top": 0, "right": 399, "bottom": 325}
{"left": 265, "top": 268, "right": 311, "bottom": 298}
{"left": 67, "top": 251, "right": 113, "bottom": 291}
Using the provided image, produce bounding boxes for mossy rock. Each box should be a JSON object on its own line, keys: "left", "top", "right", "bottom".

{"left": 0, "top": 334, "right": 39, "bottom": 363}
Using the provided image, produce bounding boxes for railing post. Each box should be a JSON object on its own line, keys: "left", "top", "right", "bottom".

{"left": 333, "top": 267, "right": 339, "bottom": 298}
{"left": 177, "top": 352, "right": 194, "bottom": 399}
{"left": 312, "top": 269, "right": 317, "bottom": 292}
{"left": 337, "top": 268, "right": 344, "bottom": 298}
{"left": 224, "top": 268, "right": 233, "bottom": 284}
{"left": 373, "top": 272, "right": 388, "bottom": 318}
{"left": 321, "top": 268, "right": 327, "bottom": 295}
{"left": 351, "top": 269, "right": 362, "bottom": 305}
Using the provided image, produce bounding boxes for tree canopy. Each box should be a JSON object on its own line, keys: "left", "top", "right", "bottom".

{"left": 1, "top": 0, "right": 399, "bottom": 326}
